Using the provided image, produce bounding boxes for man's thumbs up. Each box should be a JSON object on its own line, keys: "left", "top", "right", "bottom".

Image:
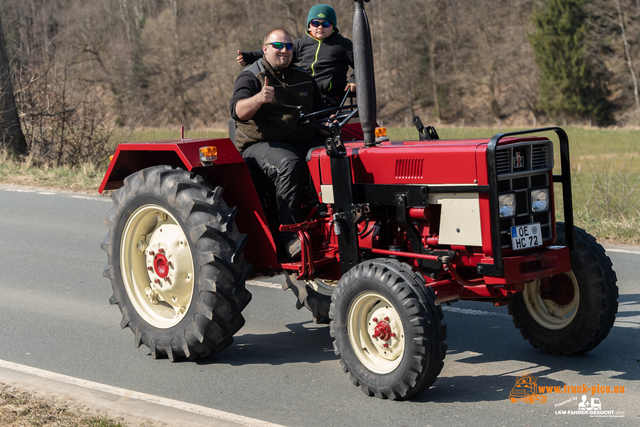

{"left": 260, "top": 76, "right": 274, "bottom": 104}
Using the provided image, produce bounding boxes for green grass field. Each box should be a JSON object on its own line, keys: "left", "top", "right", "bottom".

{"left": 2, "top": 126, "right": 639, "bottom": 243}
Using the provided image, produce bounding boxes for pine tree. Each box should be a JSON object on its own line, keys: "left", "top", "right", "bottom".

{"left": 529, "top": 0, "right": 615, "bottom": 125}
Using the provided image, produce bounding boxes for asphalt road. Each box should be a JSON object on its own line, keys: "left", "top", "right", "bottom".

{"left": 0, "top": 184, "right": 638, "bottom": 426}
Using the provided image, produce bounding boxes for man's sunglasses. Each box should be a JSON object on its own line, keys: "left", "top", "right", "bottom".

{"left": 310, "top": 20, "right": 332, "bottom": 28}
{"left": 265, "top": 42, "right": 294, "bottom": 50}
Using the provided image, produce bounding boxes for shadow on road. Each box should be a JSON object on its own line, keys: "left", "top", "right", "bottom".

{"left": 197, "top": 321, "right": 337, "bottom": 366}
{"left": 407, "top": 296, "right": 639, "bottom": 403}
{"left": 171, "top": 290, "right": 638, "bottom": 406}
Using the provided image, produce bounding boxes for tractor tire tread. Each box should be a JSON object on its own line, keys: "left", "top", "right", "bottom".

{"left": 508, "top": 223, "right": 618, "bottom": 355}
{"left": 102, "top": 166, "right": 252, "bottom": 361}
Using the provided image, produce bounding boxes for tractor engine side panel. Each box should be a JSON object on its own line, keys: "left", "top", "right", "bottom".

{"left": 349, "top": 142, "right": 481, "bottom": 185}
{"left": 428, "top": 193, "right": 482, "bottom": 246}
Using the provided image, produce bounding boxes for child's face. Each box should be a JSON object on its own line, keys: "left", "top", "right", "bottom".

{"left": 308, "top": 19, "right": 333, "bottom": 40}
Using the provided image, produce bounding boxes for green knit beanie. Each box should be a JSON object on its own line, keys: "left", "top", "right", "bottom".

{"left": 307, "top": 4, "right": 337, "bottom": 28}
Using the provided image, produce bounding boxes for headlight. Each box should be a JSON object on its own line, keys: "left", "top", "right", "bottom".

{"left": 499, "top": 194, "right": 516, "bottom": 217}
{"left": 531, "top": 189, "right": 549, "bottom": 212}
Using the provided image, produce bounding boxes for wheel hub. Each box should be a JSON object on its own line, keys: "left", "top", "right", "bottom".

{"left": 120, "top": 205, "right": 195, "bottom": 329}
{"left": 348, "top": 292, "right": 406, "bottom": 374}
{"left": 145, "top": 224, "right": 193, "bottom": 311}
{"left": 367, "top": 306, "right": 402, "bottom": 358}
{"left": 154, "top": 252, "right": 170, "bottom": 278}
{"left": 372, "top": 320, "right": 394, "bottom": 341}
{"left": 539, "top": 275, "right": 575, "bottom": 306}
{"left": 523, "top": 271, "right": 579, "bottom": 330}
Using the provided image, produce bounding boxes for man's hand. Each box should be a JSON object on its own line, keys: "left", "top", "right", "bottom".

{"left": 256, "top": 76, "right": 275, "bottom": 104}
{"left": 237, "top": 50, "right": 247, "bottom": 67}
{"left": 234, "top": 76, "right": 275, "bottom": 121}
{"left": 345, "top": 82, "right": 356, "bottom": 92}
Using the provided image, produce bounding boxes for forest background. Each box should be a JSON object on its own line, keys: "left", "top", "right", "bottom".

{"left": 1, "top": 0, "right": 640, "bottom": 166}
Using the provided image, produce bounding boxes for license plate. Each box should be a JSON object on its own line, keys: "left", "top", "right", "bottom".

{"left": 511, "top": 223, "right": 542, "bottom": 250}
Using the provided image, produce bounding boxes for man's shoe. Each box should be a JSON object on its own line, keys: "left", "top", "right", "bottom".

{"left": 286, "top": 238, "right": 302, "bottom": 259}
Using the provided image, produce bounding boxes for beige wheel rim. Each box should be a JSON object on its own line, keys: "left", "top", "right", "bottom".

{"left": 348, "top": 292, "right": 405, "bottom": 374}
{"left": 308, "top": 279, "right": 338, "bottom": 296}
{"left": 523, "top": 271, "right": 579, "bottom": 330}
{"left": 120, "top": 205, "right": 195, "bottom": 329}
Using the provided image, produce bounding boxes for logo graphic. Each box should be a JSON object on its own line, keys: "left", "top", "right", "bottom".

{"left": 509, "top": 374, "right": 547, "bottom": 404}
{"left": 514, "top": 151, "right": 524, "bottom": 169}
{"left": 318, "top": 13, "right": 325, "bottom": 18}
{"left": 555, "top": 394, "right": 624, "bottom": 417}
{"left": 578, "top": 395, "right": 602, "bottom": 412}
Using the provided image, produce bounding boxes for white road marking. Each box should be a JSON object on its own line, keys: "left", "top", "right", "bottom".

{"left": 246, "top": 280, "right": 282, "bottom": 289}
{"left": 0, "top": 186, "right": 110, "bottom": 202}
{"left": 605, "top": 248, "right": 640, "bottom": 255}
{"left": 442, "top": 306, "right": 512, "bottom": 319}
{"left": 70, "top": 195, "right": 106, "bottom": 201}
{"left": 0, "top": 359, "right": 285, "bottom": 427}
{"left": 247, "top": 279, "right": 511, "bottom": 319}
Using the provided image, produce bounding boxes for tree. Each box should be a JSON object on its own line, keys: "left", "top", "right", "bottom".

{"left": 0, "top": 13, "right": 27, "bottom": 156}
{"left": 614, "top": 0, "right": 639, "bottom": 109}
{"left": 529, "top": 0, "right": 615, "bottom": 125}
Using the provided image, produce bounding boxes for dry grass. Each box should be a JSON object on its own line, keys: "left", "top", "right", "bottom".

{"left": 0, "top": 149, "right": 104, "bottom": 194}
{"left": 0, "top": 383, "right": 123, "bottom": 427}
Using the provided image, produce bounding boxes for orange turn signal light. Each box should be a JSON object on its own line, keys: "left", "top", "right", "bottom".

{"left": 199, "top": 146, "right": 218, "bottom": 163}
{"left": 375, "top": 127, "right": 387, "bottom": 137}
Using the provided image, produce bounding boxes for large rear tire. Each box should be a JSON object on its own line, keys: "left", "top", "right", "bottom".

{"left": 330, "top": 259, "right": 446, "bottom": 400}
{"left": 283, "top": 273, "right": 335, "bottom": 323}
{"left": 508, "top": 223, "right": 618, "bottom": 355}
{"left": 102, "top": 166, "right": 252, "bottom": 360}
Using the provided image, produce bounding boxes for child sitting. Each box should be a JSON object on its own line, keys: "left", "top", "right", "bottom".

{"left": 237, "top": 4, "right": 355, "bottom": 107}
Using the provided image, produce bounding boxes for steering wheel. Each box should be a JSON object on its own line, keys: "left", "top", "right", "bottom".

{"left": 299, "top": 90, "right": 359, "bottom": 137}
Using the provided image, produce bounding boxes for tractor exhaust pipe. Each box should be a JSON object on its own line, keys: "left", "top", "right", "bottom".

{"left": 353, "top": 0, "right": 377, "bottom": 147}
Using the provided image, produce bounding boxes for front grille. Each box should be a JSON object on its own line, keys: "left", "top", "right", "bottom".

{"left": 496, "top": 141, "right": 554, "bottom": 250}
{"left": 496, "top": 140, "right": 553, "bottom": 173}
{"left": 395, "top": 158, "right": 424, "bottom": 179}
{"left": 496, "top": 150, "right": 510, "bottom": 174}
{"left": 531, "top": 145, "right": 549, "bottom": 169}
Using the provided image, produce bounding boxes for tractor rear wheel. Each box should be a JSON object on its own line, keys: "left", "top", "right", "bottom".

{"left": 283, "top": 273, "right": 335, "bottom": 323}
{"left": 508, "top": 223, "right": 618, "bottom": 355}
{"left": 102, "top": 166, "right": 252, "bottom": 360}
{"left": 330, "top": 259, "right": 446, "bottom": 400}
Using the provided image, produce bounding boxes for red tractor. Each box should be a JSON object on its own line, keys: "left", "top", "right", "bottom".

{"left": 100, "top": 0, "right": 618, "bottom": 400}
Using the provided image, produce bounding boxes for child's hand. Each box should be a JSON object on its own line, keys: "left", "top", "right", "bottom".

{"left": 345, "top": 83, "right": 356, "bottom": 92}
{"left": 237, "top": 50, "right": 247, "bottom": 67}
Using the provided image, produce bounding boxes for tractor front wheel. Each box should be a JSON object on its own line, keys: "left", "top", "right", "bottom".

{"left": 509, "top": 223, "right": 618, "bottom": 355}
{"left": 330, "top": 259, "right": 446, "bottom": 400}
{"left": 102, "top": 166, "right": 252, "bottom": 360}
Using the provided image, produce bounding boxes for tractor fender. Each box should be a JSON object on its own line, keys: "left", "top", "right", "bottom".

{"left": 99, "top": 137, "right": 277, "bottom": 269}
